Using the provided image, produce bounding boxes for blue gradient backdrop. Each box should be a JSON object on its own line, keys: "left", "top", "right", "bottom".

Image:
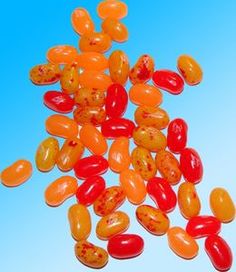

{"left": 0, "top": 0, "right": 235, "bottom": 271}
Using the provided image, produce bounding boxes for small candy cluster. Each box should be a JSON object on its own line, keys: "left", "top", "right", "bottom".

{"left": 0, "top": 1, "right": 235, "bottom": 271}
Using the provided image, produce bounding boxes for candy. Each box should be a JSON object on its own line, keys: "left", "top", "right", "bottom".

{"left": 152, "top": 70, "right": 184, "bottom": 95}
{"left": 97, "top": 0, "right": 128, "bottom": 19}
{"left": 102, "top": 18, "right": 128, "bottom": 43}
{"left": 44, "top": 176, "right": 78, "bottom": 207}
{"left": 1, "top": 160, "right": 32, "bottom": 187}
{"left": 68, "top": 204, "right": 91, "bottom": 241}
{"left": 76, "top": 52, "right": 108, "bottom": 71}
{"left": 71, "top": 8, "right": 94, "bottom": 36}
{"left": 78, "top": 70, "right": 112, "bottom": 90}
{"left": 47, "top": 45, "right": 79, "bottom": 65}
{"left": 147, "top": 177, "right": 177, "bottom": 213}
{"left": 60, "top": 63, "right": 80, "bottom": 95}
{"left": 73, "top": 106, "right": 106, "bottom": 126}
{"left": 96, "top": 211, "right": 130, "bottom": 240}
{"left": 136, "top": 205, "right": 170, "bottom": 235}
{"left": 107, "top": 234, "right": 144, "bottom": 259}
{"left": 35, "top": 137, "right": 59, "bottom": 172}
{"left": 76, "top": 176, "right": 106, "bottom": 206}
{"left": 119, "top": 169, "right": 146, "bottom": 205}
{"left": 74, "top": 88, "right": 105, "bottom": 107}
{"left": 93, "top": 186, "right": 126, "bottom": 216}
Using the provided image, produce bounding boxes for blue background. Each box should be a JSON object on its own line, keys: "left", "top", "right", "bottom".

{"left": 0, "top": 0, "right": 235, "bottom": 271}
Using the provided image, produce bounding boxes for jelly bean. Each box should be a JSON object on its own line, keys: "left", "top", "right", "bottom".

{"left": 75, "top": 240, "right": 108, "bottom": 268}
{"left": 74, "top": 88, "right": 105, "bottom": 107}
{"left": 152, "top": 70, "right": 184, "bottom": 95}
{"left": 76, "top": 52, "right": 108, "bottom": 71}
{"left": 119, "top": 169, "right": 146, "bottom": 205}
{"left": 56, "top": 137, "right": 84, "bottom": 172}
{"left": 35, "top": 137, "right": 59, "bottom": 172}
{"left": 134, "top": 106, "right": 169, "bottom": 130}
{"left": 129, "top": 55, "right": 155, "bottom": 85}
{"left": 60, "top": 63, "right": 80, "bottom": 95}
{"left": 97, "top": 0, "right": 128, "bottom": 19}
{"left": 79, "top": 32, "right": 112, "bottom": 53}
{"left": 129, "top": 84, "right": 163, "bottom": 107}
{"left": 107, "top": 234, "right": 144, "bottom": 259}
{"left": 74, "top": 155, "right": 108, "bottom": 179}
{"left": 73, "top": 106, "right": 106, "bottom": 126}
{"left": 178, "top": 182, "right": 201, "bottom": 219}
{"left": 109, "top": 50, "right": 129, "bottom": 85}
{"left": 80, "top": 124, "right": 108, "bottom": 155}
{"left": 205, "top": 235, "right": 233, "bottom": 271}
{"left": 44, "top": 176, "right": 78, "bottom": 207}
{"left": 43, "top": 91, "right": 75, "bottom": 113}
{"left": 180, "top": 148, "right": 203, "bottom": 184}
{"left": 167, "top": 118, "right": 188, "bottom": 154}
{"left": 94, "top": 186, "right": 126, "bottom": 216}
{"left": 78, "top": 70, "right": 112, "bottom": 90}
{"left": 1, "top": 160, "right": 32, "bottom": 187}
{"left": 102, "top": 18, "right": 128, "bottom": 43}
{"left": 147, "top": 177, "right": 177, "bottom": 213}
{"left": 71, "top": 8, "right": 94, "bottom": 36}
{"left": 108, "top": 137, "right": 130, "bottom": 173}
{"left": 68, "top": 204, "right": 91, "bottom": 241}
{"left": 167, "top": 227, "right": 199, "bottom": 259}
{"left": 105, "top": 84, "right": 128, "bottom": 118}
{"left": 45, "top": 114, "right": 78, "bottom": 139}
{"left": 131, "top": 146, "right": 156, "bottom": 180}
{"left": 177, "top": 55, "right": 203, "bottom": 86}
{"left": 155, "top": 150, "right": 182, "bottom": 185}
{"left": 29, "top": 63, "right": 61, "bottom": 85}
{"left": 96, "top": 211, "right": 130, "bottom": 240}
{"left": 186, "top": 216, "right": 221, "bottom": 239}
{"left": 101, "top": 118, "right": 135, "bottom": 139}
{"left": 210, "top": 188, "right": 235, "bottom": 223}
{"left": 47, "top": 45, "right": 79, "bottom": 65}
{"left": 133, "top": 126, "right": 167, "bottom": 152}
{"left": 76, "top": 176, "right": 106, "bottom": 206}
{"left": 136, "top": 205, "right": 170, "bottom": 235}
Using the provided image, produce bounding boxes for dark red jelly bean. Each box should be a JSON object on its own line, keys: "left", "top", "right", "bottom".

{"left": 186, "top": 216, "right": 221, "bottom": 239}
{"left": 101, "top": 118, "right": 135, "bottom": 139}
{"left": 205, "top": 235, "right": 233, "bottom": 271}
{"left": 74, "top": 155, "right": 108, "bottom": 179}
{"left": 152, "top": 69, "right": 184, "bottom": 95}
{"left": 43, "top": 90, "right": 75, "bottom": 113}
{"left": 107, "top": 234, "right": 144, "bottom": 259}
{"left": 180, "top": 148, "right": 203, "bottom": 184}
{"left": 105, "top": 83, "right": 128, "bottom": 118}
{"left": 167, "top": 118, "right": 188, "bottom": 154}
{"left": 147, "top": 177, "right": 177, "bottom": 213}
{"left": 76, "top": 176, "right": 106, "bottom": 206}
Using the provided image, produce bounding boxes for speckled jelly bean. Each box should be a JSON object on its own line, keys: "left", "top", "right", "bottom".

{"left": 97, "top": 0, "right": 128, "bottom": 19}
{"left": 71, "top": 8, "right": 95, "bottom": 35}
{"left": 77, "top": 52, "right": 108, "bottom": 71}
{"left": 102, "top": 18, "right": 128, "bottom": 43}
{"left": 73, "top": 106, "right": 106, "bottom": 126}
{"left": 60, "top": 63, "right": 80, "bottom": 95}
{"left": 47, "top": 45, "right": 79, "bottom": 65}
{"left": 78, "top": 70, "right": 112, "bottom": 90}
{"left": 74, "top": 88, "right": 105, "bottom": 107}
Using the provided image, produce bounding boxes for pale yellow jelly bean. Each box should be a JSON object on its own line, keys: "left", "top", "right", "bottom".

{"left": 76, "top": 52, "right": 108, "bottom": 71}
{"left": 35, "top": 137, "right": 59, "bottom": 172}
{"left": 60, "top": 63, "right": 80, "bottom": 95}
{"left": 96, "top": 211, "right": 130, "bottom": 240}
{"left": 97, "top": 0, "right": 128, "bottom": 19}
{"left": 71, "top": 8, "right": 95, "bottom": 36}
{"left": 78, "top": 70, "right": 112, "bottom": 90}
{"left": 102, "top": 18, "right": 128, "bottom": 43}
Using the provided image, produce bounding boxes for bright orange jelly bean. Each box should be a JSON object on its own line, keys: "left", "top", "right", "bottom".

{"left": 77, "top": 52, "right": 108, "bottom": 71}
{"left": 47, "top": 45, "right": 79, "bottom": 65}
{"left": 102, "top": 18, "right": 128, "bottom": 43}
{"left": 78, "top": 70, "right": 112, "bottom": 90}
{"left": 97, "top": 0, "right": 128, "bottom": 19}
{"left": 71, "top": 8, "right": 95, "bottom": 36}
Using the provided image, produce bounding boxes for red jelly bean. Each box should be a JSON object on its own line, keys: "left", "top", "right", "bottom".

{"left": 167, "top": 118, "right": 188, "bottom": 154}
{"left": 107, "top": 234, "right": 144, "bottom": 259}
{"left": 43, "top": 91, "right": 75, "bottom": 113}
{"left": 180, "top": 148, "right": 203, "bottom": 184}
{"left": 205, "top": 235, "right": 233, "bottom": 271}
{"left": 152, "top": 70, "right": 184, "bottom": 95}
{"left": 74, "top": 155, "right": 108, "bottom": 179}
{"left": 186, "top": 216, "right": 221, "bottom": 239}
{"left": 101, "top": 118, "right": 135, "bottom": 139}
{"left": 147, "top": 177, "right": 177, "bottom": 213}
{"left": 76, "top": 176, "right": 106, "bottom": 206}
{"left": 105, "top": 84, "right": 128, "bottom": 118}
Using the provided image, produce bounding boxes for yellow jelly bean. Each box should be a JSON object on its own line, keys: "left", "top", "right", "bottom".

{"left": 102, "top": 18, "right": 128, "bottom": 43}
{"left": 60, "top": 63, "right": 80, "bottom": 95}
{"left": 73, "top": 106, "right": 106, "bottom": 126}
{"left": 74, "top": 88, "right": 105, "bottom": 107}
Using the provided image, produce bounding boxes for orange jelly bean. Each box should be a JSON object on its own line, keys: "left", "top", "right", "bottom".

{"left": 167, "top": 227, "right": 199, "bottom": 259}
{"left": 78, "top": 70, "right": 112, "bottom": 90}
{"left": 56, "top": 137, "right": 84, "bottom": 172}
{"left": 45, "top": 176, "right": 78, "bottom": 207}
{"left": 47, "top": 45, "right": 79, "bottom": 65}
{"left": 1, "top": 160, "right": 32, "bottom": 187}
{"left": 60, "top": 63, "right": 80, "bottom": 95}
{"left": 77, "top": 52, "right": 108, "bottom": 71}
{"left": 46, "top": 114, "right": 78, "bottom": 139}
{"left": 80, "top": 124, "right": 108, "bottom": 155}
{"left": 102, "top": 18, "right": 128, "bottom": 43}
{"left": 74, "top": 88, "right": 105, "bottom": 107}
{"left": 68, "top": 204, "right": 91, "bottom": 241}
{"left": 119, "top": 169, "right": 146, "bottom": 205}
{"left": 71, "top": 8, "right": 95, "bottom": 36}
{"left": 96, "top": 211, "right": 130, "bottom": 240}
{"left": 73, "top": 106, "right": 106, "bottom": 126}
{"left": 97, "top": 0, "right": 128, "bottom": 19}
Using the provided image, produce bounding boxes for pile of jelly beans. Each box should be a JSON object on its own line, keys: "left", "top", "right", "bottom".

{"left": 0, "top": 1, "right": 235, "bottom": 271}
